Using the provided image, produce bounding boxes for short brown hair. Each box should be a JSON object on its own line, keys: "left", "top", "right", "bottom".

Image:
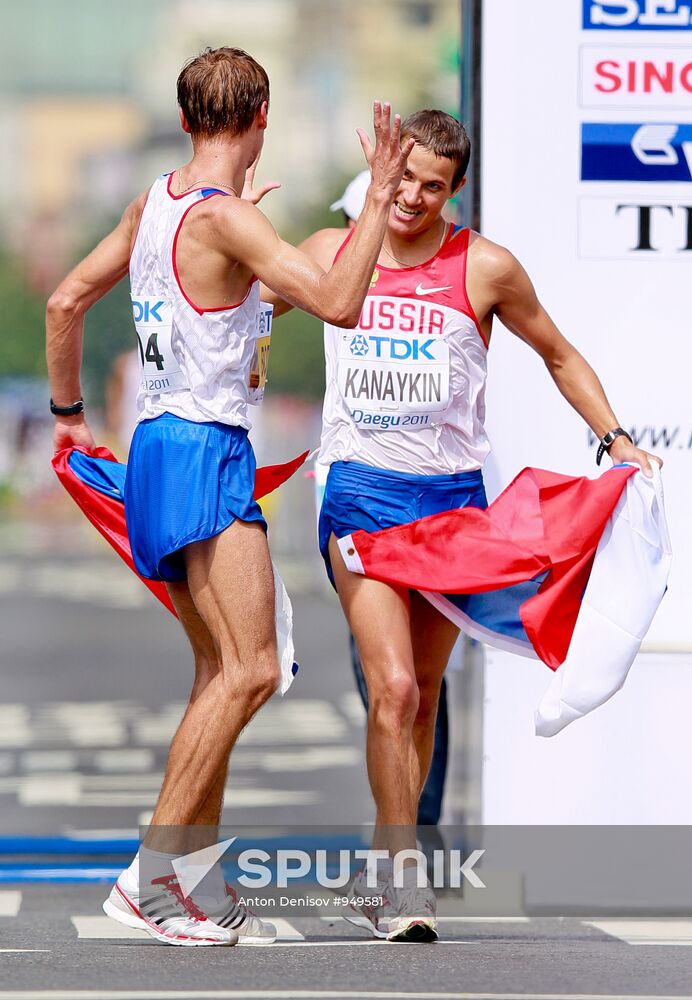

{"left": 401, "top": 110, "right": 471, "bottom": 189}
{"left": 177, "top": 47, "right": 269, "bottom": 139}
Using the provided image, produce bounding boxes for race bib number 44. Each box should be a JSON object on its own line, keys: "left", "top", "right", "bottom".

{"left": 337, "top": 330, "right": 450, "bottom": 431}
{"left": 132, "top": 297, "right": 187, "bottom": 394}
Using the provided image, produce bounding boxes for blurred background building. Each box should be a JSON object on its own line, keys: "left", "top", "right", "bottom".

{"left": 0, "top": 0, "right": 461, "bottom": 505}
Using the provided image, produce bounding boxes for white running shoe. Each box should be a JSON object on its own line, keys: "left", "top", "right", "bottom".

{"left": 386, "top": 884, "right": 438, "bottom": 943}
{"left": 341, "top": 872, "right": 396, "bottom": 939}
{"left": 202, "top": 883, "right": 277, "bottom": 946}
{"left": 103, "top": 871, "right": 237, "bottom": 947}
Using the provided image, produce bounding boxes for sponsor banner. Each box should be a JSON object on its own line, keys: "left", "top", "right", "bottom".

{"left": 481, "top": 0, "right": 690, "bottom": 649}
{"left": 581, "top": 121, "right": 692, "bottom": 180}
{"left": 580, "top": 45, "right": 692, "bottom": 106}
{"left": 583, "top": 0, "right": 692, "bottom": 30}
{"left": 578, "top": 196, "right": 692, "bottom": 256}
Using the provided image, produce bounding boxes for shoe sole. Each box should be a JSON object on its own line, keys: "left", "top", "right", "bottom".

{"left": 103, "top": 891, "right": 236, "bottom": 947}
{"left": 387, "top": 919, "right": 438, "bottom": 943}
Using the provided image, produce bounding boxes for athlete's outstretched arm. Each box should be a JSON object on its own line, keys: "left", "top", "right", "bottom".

{"left": 226, "top": 102, "right": 413, "bottom": 327}
{"left": 259, "top": 228, "right": 346, "bottom": 318}
{"left": 46, "top": 192, "right": 147, "bottom": 453}
{"left": 489, "top": 246, "right": 661, "bottom": 475}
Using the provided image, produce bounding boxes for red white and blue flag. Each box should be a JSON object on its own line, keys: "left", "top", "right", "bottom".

{"left": 52, "top": 446, "right": 308, "bottom": 694}
{"left": 337, "top": 465, "right": 671, "bottom": 736}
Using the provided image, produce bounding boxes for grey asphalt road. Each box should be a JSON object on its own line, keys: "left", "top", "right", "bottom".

{"left": 3, "top": 522, "right": 692, "bottom": 999}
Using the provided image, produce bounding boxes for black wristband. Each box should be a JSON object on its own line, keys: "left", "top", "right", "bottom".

{"left": 50, "top": 398, "right": 84, "bottom": 417}
{"left": 596, "top": 427, "right": 632, "bottom": 466}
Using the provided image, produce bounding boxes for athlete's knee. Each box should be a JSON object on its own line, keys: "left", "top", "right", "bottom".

{"left": 368, "top": 668, "right": 419, "bottom": 732}
{"left": 219, "top": 651, "right": 279, "bottom": 712}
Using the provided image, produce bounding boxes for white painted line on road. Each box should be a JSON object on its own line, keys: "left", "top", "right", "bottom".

{"left": 271, "top": 918, "right": 305, "bottom": 940}
{"left": 256, "top": 940, "right": 479, "bottom": 948}
{"left": 20, "top": 751, "right": 79, "bottom": 772}
{"left": 259, "top": 747, "right": 361, "bottom": 772}
{"left": 0, "top": 990, "right": 692, "bottom": 1000}
{"left": 94, "top": 749, "right": 155, "bottom": 772}
{"left": 0, "top": 892, "right": 22, "bottom": 917}
{"left": 71, "top": 916, "right": 150, "bottom": 940}
{"left": 72, "top": 915, "right": 303, "bottom": 942}
{"left": 0, "top": 950, "right": 51, "bottom": 954}
{"left": 321, "top": 915, "right": 529, "bottom": 924}
{"left": 586, "top": 919, "right": 692, "bottom": 946}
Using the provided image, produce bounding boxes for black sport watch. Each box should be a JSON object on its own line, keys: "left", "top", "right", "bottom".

{"left": 50, "top": 398, "right": 84, "bottom": 417}
{"left": 596, "top": 427, "right": 632, "bottom": 466}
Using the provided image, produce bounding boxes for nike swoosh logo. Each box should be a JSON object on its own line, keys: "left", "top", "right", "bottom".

{"left": 415, "top": 283, "right": 452, "bottom": 296}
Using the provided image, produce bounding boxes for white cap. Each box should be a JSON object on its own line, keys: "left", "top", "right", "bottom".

{"left": 329, "top": 170, "right": 371, "bottom": 222}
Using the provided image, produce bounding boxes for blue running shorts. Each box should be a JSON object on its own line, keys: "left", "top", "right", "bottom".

{"left": 318, "top": 460, "right": 487, "bottom": 588}
{"left": 124, "top": 413, "right": 266, "bottom": 582}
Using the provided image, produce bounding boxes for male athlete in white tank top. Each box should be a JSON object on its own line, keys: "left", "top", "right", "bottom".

{"left": 262, "top": 109, "right": 660, "bottom": 944}
{"left": 46, "top": 46, "right": 414, "bottom": 947}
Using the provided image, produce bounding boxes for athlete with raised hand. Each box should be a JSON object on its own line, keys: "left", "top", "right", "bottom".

{"left": 46, "top": 46, "right": 412, "bottom": 947}
{"left": 262, "top": 109, "right": 660, "bottom": 943}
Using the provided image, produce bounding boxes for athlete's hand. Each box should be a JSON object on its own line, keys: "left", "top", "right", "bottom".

{"left": 242, "top": 154, "right": 281, "bottom": 205}
{"left": 53, "top": 416, "right": 96, "bottom": 455}
{"left": 608, "top": 435, "right": 663, "bottom": 478}
{"left": 356, "top": 101, "right": 415, "bottom": 201}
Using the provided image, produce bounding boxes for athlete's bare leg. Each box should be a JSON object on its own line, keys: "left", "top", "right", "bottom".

{"left": 409, "top": 591, "right": 459, "bottom": 800}
{"left": 329, "top": 534, "right": 420, "bottom": 855}
{"left": 166, "top": 581, "right": 228, "bottom": 828}
{"left": 147, "top": 520, "right": 278, "bottom": 838}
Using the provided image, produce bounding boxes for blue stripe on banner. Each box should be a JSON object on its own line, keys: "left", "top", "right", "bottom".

{"left": 68, "top": 452, "right": 126, "bottom": 501}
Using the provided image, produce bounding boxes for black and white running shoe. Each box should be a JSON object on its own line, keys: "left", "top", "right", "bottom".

{"left": 103, "top": 871, "right": 237, "bottom": 947}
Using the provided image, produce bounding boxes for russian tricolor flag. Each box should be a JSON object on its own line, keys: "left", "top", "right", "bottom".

{"left": 52, "top": 446, "right": 308, "bottom": 694}
{"left": 337, "top": 465, "right": 671, "bottom": 736}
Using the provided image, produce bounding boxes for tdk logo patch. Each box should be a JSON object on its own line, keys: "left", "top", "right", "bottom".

{"left": 132, "top": 299, "right": 165, "bottom": 323}
{"left": 350, "top": 334, "right": 369, "bottom": 357}
{"left": 583, "top": 1, "right": 692, "bottom": 29}
{"left": 581, "top": 123, "right": 692, "bottom": 181}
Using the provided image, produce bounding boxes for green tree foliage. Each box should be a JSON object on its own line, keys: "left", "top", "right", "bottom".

{"left": 82, "top": 270, "right": 135, "bottom": 408}
{"left": 0, "top": 255, "right": 48, "bottom": 377}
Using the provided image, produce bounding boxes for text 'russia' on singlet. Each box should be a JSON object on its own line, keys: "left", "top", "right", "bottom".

{"left": 129, "top": 173, "right": 265, "bottom": 429}
{"left": 318, "top": 226, "right": 491, "bottom": 475}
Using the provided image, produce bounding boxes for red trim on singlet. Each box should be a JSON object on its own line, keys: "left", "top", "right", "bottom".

{"left": 332, "top": 223, "right": 489, "bottom": 349}
{"left": 166, "top": 171, "right": 192, "bottom": 201}
{"left": 332, "top": 226, "right": 355, "bottom": 264}
{"left": 172, "top": 194, "right": 256, "bottom": 315}
{"left": 457, "top": 228, "right": 489, "bottom": 349}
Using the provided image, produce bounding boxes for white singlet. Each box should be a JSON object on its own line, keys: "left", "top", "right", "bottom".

{"left": 318, "top": 226, "right": 491, "bottom": 475}
{"left": 129, "top": 173, "right": 261, "bottom": 428}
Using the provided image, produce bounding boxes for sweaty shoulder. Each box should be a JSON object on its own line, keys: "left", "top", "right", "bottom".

{"left": 188, "top": 196, "right": 272, "bottom": 262}
{"left": 466, "top": 231, "right": 521, "bottom": 286}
